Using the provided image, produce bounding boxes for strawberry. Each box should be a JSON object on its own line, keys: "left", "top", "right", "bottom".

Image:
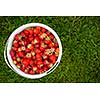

{"left": 20, "top": 32, "right": 25, "bottom": 37}
{"left": 55, "top": 48, "right": 59, "bottom": 56}
{"left": 39, "top": 33, "right": 47, "bottom": 40}
{"left": 29, "top": 60, "right": 34, "bottom": 66}
{"left": 13, "top": 42, "right": 19, "bottom": 48}
{"left": 41, "top": 28, "right": 46, "bottom": 33}
{"left": 44, "top": 36, "right": 51, "bottom": 44}
{"left": 12, "top": 47, "right": 18, "bottom": 51}
{"left": 16, "top": 63, "right": 21, "bottom": 68}
{"left": 35, "top": 44, "right": 40, "bottom": 48}
{"left": 35, "top": 49, "right": 41, "bottom": 54}
{"left": 17, "top": 52, "right": 25, "bottom": 57}
{"left": 20, "top": 66, "right": 25, "bottom": 72}
{"left": 48, "top": 63, "right": 53, "bottom": 68}
{"left": 28, "top": 28, "right": 34, "bottom": 35}
{"left": 36, "top": 26, "right": 41, "bottom": 31}
{"left": 49, "top": 55, "right": 56, "bottom": 64}
{"left": 26, "top": 48, "right": 31, "bottom": 53}
{"left": 10, "top": 49, "right": 15, "bottom": 57}
{"left": 50, "top": 34, "right": 54, "bottom": 40}
{"left": 36, "top": 54, "right": 41, "bottom": 60}
{"left": 18, "top": 47, "right": 22, "bottom": 52}
{"left": 43, "top": 60, "right": 49, "bottom": 65}
{"left": 24, "top": 30, "right": 29, "bottom": 36}
{"left": 38, "top": 69, "right": 44, "bottom": 74}
{"left": 29, "top": 70, "right": 34, "bottom": 75}
{"left": 39, "top": 46, "right": 45, "bottom": 51}
{"left": 54, "top": 43, "right": 59, "bottom": 47}
{"left": 15, "top": 34, "right": 22, "bottom": 41}
{"left": 21, "top": 58, "right": 29, "bottom": 66}
{"left": 12, "top": 56, "right": 16, "bottom": 60}
{"left": 46, "top": 31, "right": 51, "bottom": 36}
{"left": 24, "top": 67, "right": 30, "bottom": 73}
{"left": 43, "top": 66, "right": 48, "bottom": 71}
{"left": 49, "top": 42, "right": 54, "bottom": 47}
{"left": 34, "top": 29, "right": 39, "bottom": 34}
{"left": 32, "top": 56, "right": 36, "bottom": 60}
{"left": 28, "top": 37, "right": 34, "bottom": 42}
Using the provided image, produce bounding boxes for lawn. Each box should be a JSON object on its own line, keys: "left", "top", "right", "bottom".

{"left": 0, "top": 16, "right": 100, "bottom": 83}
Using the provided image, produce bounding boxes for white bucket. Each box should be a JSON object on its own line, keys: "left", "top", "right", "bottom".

{"left": 4, "top": 23, "right": 62, "bottom": 79}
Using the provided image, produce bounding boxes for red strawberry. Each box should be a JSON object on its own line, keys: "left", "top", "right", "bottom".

{"left": 54, "top": 43, "right": 59, "bottom": 47}
{"left": 24, "top": 30, "right": 29, "bottom": 36}
{"left": 48, "top": 42, "right": 54, "bottom": 47}
{"left": 28, "top": 28, "right": 34, "bottom": 35}
{"left": 48, "top": 63, "right": 53, "bottom": 68}
{"left": 43, "top": 60, "right": 49, "bottom": 65}
{"left": 38, "top": 69, "right": 44, "bottom": 74}
{"left": 12, "top": 56, "right": 16, "bottom": 60}
{"left": 21, "top": 32, "right": 25, "bottom": 37}
{"left": 20, "top": 66, "right": 25, "bottom": 72}
{"left": 32, "top": 56, "right": 36, "bottom": 60}
{"left": 34, "top": 29, "right": 39, "bottom": 34}
{"left": 29, "top": 70, "right": 34, "bottom": 75}
{"left": 13, "top": 42, "right": 19, "bottom": 48}
{"left": 50, "top": 34, "right": 54, "bottom": 40}
{"left": 10, "top": 49, "right": 15, "bottom": 57}
{"left": 46, "top": 31, "right": 51, "bottom": 36}
{"left": 21, "top": 58, "right": 29, "bottom": 66}
{"left": 40, "top": 52, "right": 43, "bottom": 56}
{"left": 29, "top": 60, "right": 34, "bottom": 66}
{"left": 12, "top": 47, "right": 18, "bottom": 51}
{"left": 36, "top": 54, "right": 41, "bottom": 60}
{"left": 17, "top": 52, "right": 25, "bottom": 57}
{"left": 36, "top": 60, "right": 43, "bottom": 65}
{"left": 28, "top": 37, "right": 34, "bottom": 42}
{"left": 36, "top": 26, "right": 41, "bottom": 31}
{"left": 35, "top": 44, "right": 40, "bottom": 48}
{"left": 44, "top": 36, "right": 51, "bottom": 44}
{"left": 35, "top": 49, "right": 41, "bottom": 54}
{"left": 15, "top": 34, "right": 22, "bottom": 40}
{"left": 43, "top": 66, "right": 48, "bottom": 71}
{"left": 41, "top": 28, "right": 46, "bottom": 33}
{"left": 39, "top": 46, "right": 44, "bottom": 51}
{"left": 49, "top": 55, "right": 56, "bottom": 64}
{"left": 26, "top": 48, "right": 31, "bottom": 53}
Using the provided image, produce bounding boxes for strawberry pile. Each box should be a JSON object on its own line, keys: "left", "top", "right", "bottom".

{"left": 10, "top": 26, "right": 59, "bottom": 75}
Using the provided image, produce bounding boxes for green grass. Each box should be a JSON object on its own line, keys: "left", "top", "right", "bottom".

{"left": 0, "top": 16, "right": 100, "bottom": 82}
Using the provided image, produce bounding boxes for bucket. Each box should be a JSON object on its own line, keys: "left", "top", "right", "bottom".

{"left": 4, "top": 23, "right": 62, "bottom": 79}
